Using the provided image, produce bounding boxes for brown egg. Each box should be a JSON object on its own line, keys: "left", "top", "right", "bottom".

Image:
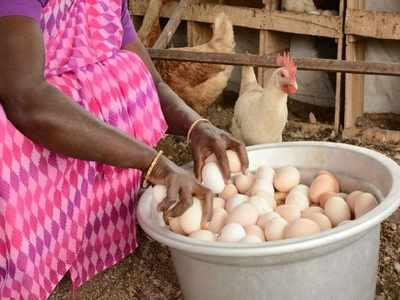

{"left": 220, "top": 183, "right": 238, "bottom": 201}
{"left": 207, "top": 208, "right": 228, "bottom": 234}
{"left": 226, "top": 203, "right": 258, "bottom": 227}
{"left": 319, "top": 170, "right": 340, "bottom": 192}
{"left": 309, "top": 174, "right": 337, "bottom": 204}
{"left": 301, "top": 206, "right": 324, "bottom": 218}
{"left": 264, "top": 217, "right": 288, "bottom": 241}
{"left": 189, "top": 230, "right": 216, "bottom": 242}
{"left": 169, "top": 217, "right": 185, "bottom": 235}
{"left": 244, "top": 224, "right": 266, "bottom": 241}
{"left": 354, "top": 193, "right": 378, "bottom": 218}
{"left": 318, "top": 192, "right": 337, "bottom": 208}
{"left": 275, "top": 204, "right": 301, "bottom": 223}
{"left": 179, "top": 197, "right": 203, "bottom": 234}
{"left": 273, "top": 166, "right": 301, "bottom": 192}
{"left": 284, "top": 218, "right": 320, "bottom": 239}
{"left": 213, "top": 197, "right": 226, "bottom": 210}
{"left": 234, "top": 173, "right": 255, "bottom": 194}
{"left": 305, "top": 213, "right": 332, "bottom": 231}
{"left": 227, "top": 150, "right": 242, "bottom": 173}
{"left": 257, "top": 212, "right": 281, "bottom": 229}
{"left": 324, "top": 197, "right": 351, "bottom": 226}
{"left": 346, "top": 190, "right": 363, "bottom": 211}
{"left": 205, "top": 154, "right": 217, "bottom": 164}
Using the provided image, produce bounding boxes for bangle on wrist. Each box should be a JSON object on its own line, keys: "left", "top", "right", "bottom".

{"left": 186, "top": 118, "right": 210, "bottom": 144}
{"left": 142, "top": 150, "right": 163, "bottom": 188}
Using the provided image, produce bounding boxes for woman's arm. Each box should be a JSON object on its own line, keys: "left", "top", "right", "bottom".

{"left": 0, "top": 16, "right": 158, "bottom": 171}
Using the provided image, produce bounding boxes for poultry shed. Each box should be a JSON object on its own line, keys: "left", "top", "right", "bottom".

{"left": 130, "top": 0, "right": 400, "bottom": 144}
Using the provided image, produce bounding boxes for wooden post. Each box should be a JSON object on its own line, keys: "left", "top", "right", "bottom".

{"left": 153, "top": 0, "right": 191, "bottom": 49}
{"left": 334, "top": 0, "right": 345, "bottom": 132}
{"left": 344, "top": 0, "right": 366, "bottom": 128}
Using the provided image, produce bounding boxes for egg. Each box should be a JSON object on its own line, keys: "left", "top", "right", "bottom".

{"left": 264, "top": 217, "right": 288, "bottom": 241}
{"left": 318, "top": 192, "right": 337, "bottom": 208}
{"left": 240, "top": 235, "right": 263, "bottom": 244}
{"left": 301, "top": 206, "right": 324, "bottom": 218}
{"left": 288, "top": 184, "right": 309, "bottom": 197}
{"left": 273, "top": 166, "right": 300, "bottom": 192}
{"left": 285, "top": 191, "right": 310, "bottom": 211}
{"left": 169, "top": 217, "right": 185, "bottom": 235}
{"left": 226, "top": 203, "right": 258, "bottom": 227}
{"left": 305, "top": 213, "right": 332, "bottom": 231}
{"left": 346, "top": 190, "right": 363, "bottom": 211}
{"left": 257, "top": 212, "right": 281, "bottom": 229}
{"left": 202, "top": 162, "right": 225, "bottom": 194}
{"left": 213, "top": 197, "right": 226, "bottom": 210}
{"left": 205, "top": 153, "right": 217, "bottom": 164}
{"left": 324, "top": 196, "right": 351, "bottom": 226}
{"left": 244, "top": 224, "right": 266, "bottom": 241}
{"left": 354, "top": 193, "right": 378, "bottom": 218}
{"left": 250, "top": 179, "right": 275, "bottom": 196}
{"left": 255, "top": 191, "right": 277, "bottom": 209}
{"left": 234, "top": 173, "right": 255, "bottom": 194}
{"left": 220, "top": 183, "right": 238, "bottom": 201}
{"left": 219, "top": 223, "right": 246, "bottom": 242}
{"left": 284, "top": 218, "right": 320, "bottom": 239}
{"left": 227, "top": 150, "right": 242, "bottom": 173}
{"left": 319, "top": 170, "right": 340, "bottom": 192}
{"left": 255, "top": 165, "right": 275, "bottom": 182}
{"left": 189, "top": 230, "right": 216, "bottom": 242}
{"left": 226, "top": 194, "right": 248, "bottom": 213}
{"left": 274, "top": 192, "right": 287, "bottom": 205}
{"left": 248, "top": 195, "right": 273, "bottom": 215}
{"left": 275, "top": 204, "right": 301, "bottom": 223}
{"left": 179, "top": 197, "right": 202, "bottom": 234}
{"left": 309, "top": 174, "right": 337, "bottom": 204}
{"left": 207, "top": 208, "right": 228, "bottom": 234}
{"left": 151, "top": 185, "right": 167, "bottom": 226}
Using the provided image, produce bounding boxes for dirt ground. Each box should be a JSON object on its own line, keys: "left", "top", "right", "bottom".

{"left": 49, "top": 101, "right": 400, "bottom": 300}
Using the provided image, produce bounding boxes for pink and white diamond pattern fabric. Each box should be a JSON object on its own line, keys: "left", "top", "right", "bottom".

{"left": 0, "top": 0, "right": 167, "bottom": 299}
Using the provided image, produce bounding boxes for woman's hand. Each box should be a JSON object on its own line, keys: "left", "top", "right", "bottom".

{"left": 190, "top": 121, "right": 249, "bottom": 181}
{"left": 147, "top": 155, "right": 213, "bottom": 224}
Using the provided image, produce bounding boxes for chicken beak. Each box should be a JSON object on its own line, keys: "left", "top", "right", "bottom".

{"left": 287, "top": 81, "right": 298, "bottom": 95}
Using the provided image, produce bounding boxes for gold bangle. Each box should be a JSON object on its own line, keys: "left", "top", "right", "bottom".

{"left": 143, "top": 150, "right": 163, "bottom": 188}
{"left": 186, "top": 118, "right": 209, "bottom": 144}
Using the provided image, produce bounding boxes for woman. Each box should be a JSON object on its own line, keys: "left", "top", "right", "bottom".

{"left": 0, "top": 0, "right": 248, "bottom": 298}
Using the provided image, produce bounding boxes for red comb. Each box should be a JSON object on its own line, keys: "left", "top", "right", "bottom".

{"left": 277, "top": 52, "right": 297, "bottom": 79}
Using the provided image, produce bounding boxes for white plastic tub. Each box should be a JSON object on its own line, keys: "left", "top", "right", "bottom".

{"left": 137, "top": 142, "right": 400, "bottom": 300}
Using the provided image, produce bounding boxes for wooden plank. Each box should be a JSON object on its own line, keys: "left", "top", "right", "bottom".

{"left": 130, "top": 0, "right": 342, "bottom": 38}
{"left": 346, "top": 9, "right": 400, "bottom": 40}
{"left": 148, "top": 49, "right": 400, "bottom": 76}
{"left": 343, "top": 127, "right": 400, "bottom": 145}
{"left": 334, "top": 37, "right": 344, "bottom": 132}
{"left": 153, "top": 0, "right": 191, "bottom": 49}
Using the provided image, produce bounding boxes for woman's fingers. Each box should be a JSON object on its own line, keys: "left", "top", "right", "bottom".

{"left": 167, "top": 187, "right": 193, "bottom": 218}
{"left": 195, "top": 184, "right": 213, "bottom": 223}
{"left": 229, "top": 138, "right": 249, "bottom": 173}
{"left": 193, "top": 147, "right": 205, "bottom": 182}
{"left": 157, "top": 176, "right": 179, "bottom": 212}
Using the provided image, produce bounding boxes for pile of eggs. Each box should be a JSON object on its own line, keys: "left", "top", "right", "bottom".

{"left": 151, "top": 150, "right": 379, "bottom": 244}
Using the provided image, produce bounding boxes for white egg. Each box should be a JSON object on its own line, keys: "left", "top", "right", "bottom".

{"left": 169, "top": 217, "right": 185, "bottom": 235}
{"left": 264, "top": 217, "right": 288, "bottom": 241}
{"left": 248, "top": 195, "right": 273, "bottom": 215}
{"left": 250, "top": 179, "right": 275, "bottom": 196}
{"left": 255, "top": 165, "right": 275, "bottom": 182}
{"left": 240, "top": 235, "right": 263, "bottom": 244}
{"left": 288, "top": 184, "right": 309, "bottom": 197}
{"left": 226, "top": 194, "right": 248, "bottom": 213}
{"left": 207, "top": 208, "right": 228, "bottom": 233}
{"left": 202, "top": 162, "right": 226, "bottom": 194}
{"left": 226, "top": 203, "right": 258, "bottom": 227}
{"left": 212, "top": 197, "right": 226, "bottom": 210}
{"left": 285, "top": 191, "right": 310, "bottom": 211}
{"left": 179, "top": 197, "right": 202, "bottom": 234}
{"left": 219, "top": 223, "right": 246, "bottom": 242}
{"left": 189, "top": 230, "right": 216, "bottom": 242}
{"left": 255, "top": 191, "right": 277, "bottom": 209}
{"left": 220, "top": 183, "right": 238, "bottom": 200}
{"left": 234, "top": 173, "right": 255, "bottom": 194}
{"left": 151, "top": 185, "right": 167, "bottom": 226}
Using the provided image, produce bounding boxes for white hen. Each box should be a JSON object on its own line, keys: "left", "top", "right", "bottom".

{"left": 231, "top": 53, "right": 298, "bottom": 145}
{"left": 282, "top": 0, "right": 320, "bottom": 15}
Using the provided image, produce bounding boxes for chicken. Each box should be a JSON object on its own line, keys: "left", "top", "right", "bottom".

{"left": 282, "top": 0, "right": 320, "bottom": 15}
{"left": 231, "top": 53, "right": 298, "bottom": 145}
{"left": 155, "top": 13, "right": 235, "bottom": 116}
{"left": 138, "top": 0, "right": 172, "bottom": 48}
